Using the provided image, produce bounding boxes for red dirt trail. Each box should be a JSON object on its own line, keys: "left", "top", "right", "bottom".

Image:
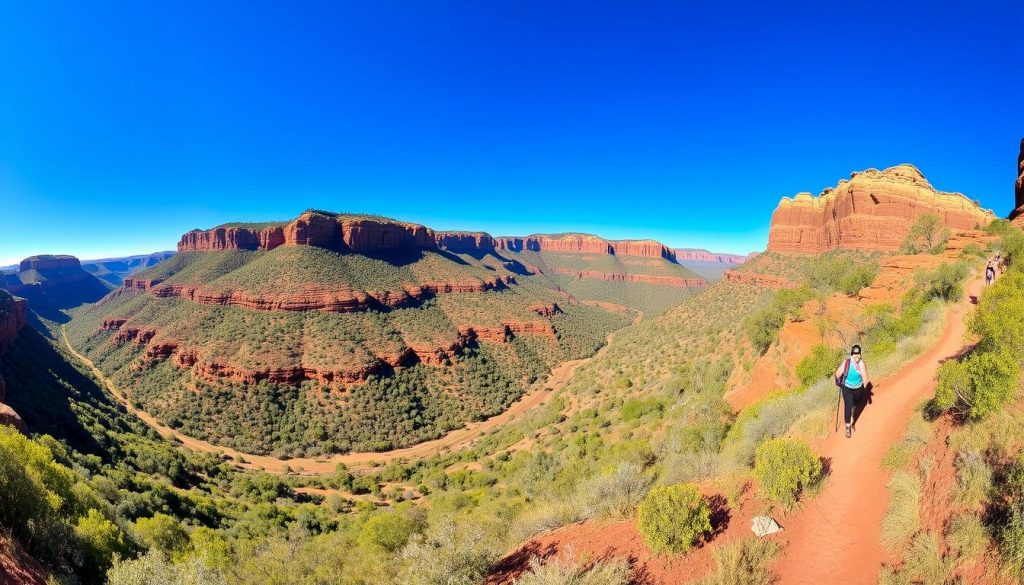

{"left": 771, "top": 277, "right": 982, "bottom": 584}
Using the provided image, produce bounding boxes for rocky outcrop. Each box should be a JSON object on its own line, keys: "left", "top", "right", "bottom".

{"left": 673, "top": 249, "right": 753, "bottom": 264}
{"left": 178, "top": 212, "right": 437, "bottom": 252}
{"left": 549, "top": 268, "right": 706, "bottom": 287}
{"left": 0, "top": 294, "right": 28, "bottom": 352}
{"left": 0, "top": 403, "right": 27, "bottom": 435}
{"left": 767, "top": 164, "right": 994, "bottom": 253}
{"left": 123, "top": 275, "right": 516, "bottom": 313}
{"left": 495, "top": 234, "right": 677, "bottom": 261}
{"left": 1010, "top": 139, "right": 1024, "bottom": 224}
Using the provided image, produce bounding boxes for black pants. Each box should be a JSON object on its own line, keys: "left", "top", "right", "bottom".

{"left": 841, "top": 385, "right": 863, "bottom": 424}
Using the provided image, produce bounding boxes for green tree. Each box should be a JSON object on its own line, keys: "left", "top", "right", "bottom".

{"left": 636, "top": 484, "right": 712, "bottom": 554}
{"left": 900, "top": 213, "right": 949, "bottom": 254}
{"left": 75, "top": 509, "right": 130, "bottom": 577}
{"left": 136, "top": 513, "right": 190, "bottom": 556}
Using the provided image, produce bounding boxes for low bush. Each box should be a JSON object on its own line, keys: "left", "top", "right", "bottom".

{"left": 933, "top": 348, "right": 1019, "bottom": 421}
{"left": 697, "top": 537, "right": 780, "bottom": 585}
{"left": 915, "top": 262, "right": 970, "bottom": 302}
{"left": 636, "top": 484, "right": 712, "bottom": 554}
{"left": 839, "top": 263, "right": 879, "bottom": 296}
{"left": 753, "top": 438, "right": 822, "bottom": 507}
{"left": 795, "top": 344, "right": 843, "bottom": 390}
{"left": 880, "top": 471, "right": 920, "bottom": 548}
{"left": 745, "top": 287, "right": 813, "bottom": 355}
{"left": 513, "top": 552, "right": 630, "bottom": 585}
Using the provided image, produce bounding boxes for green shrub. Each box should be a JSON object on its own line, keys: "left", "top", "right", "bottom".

{"left": 745, "top": 287, "right": 813, "bottom": 355}
{"left": 881, "top": 471, "right": 920, "bottom": 548}
{"left": 135, "top": 513, "right": 190, "bottom": 556}
{"left": 753, "top": 438, "right": 822, "bottom": 507}
{"left": 915, "top": 262, "right": 970, "bottom": 302}
{"left": 620, "top": 398, "right": 665, "bottom": 421}
{"left": 358, "top": 509, "right": 426, "bottom": 553}
{"left": 839, "top": 263, "right": 879, "bottom": 296}
{"left": 75, "top": 509, "right": 130, "bottom": 577}
{"left": 795, "top": 344, "right": 843, "bottom": 389}
{"left": 1000, "top": 502, "right": 1024, "bottom": 576}
{"left": 636, "top": 484, "right": 712, "bottom": 554}
{"left": 513, "top": 553, "right": 630, "bottom": 585}
{"left": 970, "top": 271, "right": 1024, "bottom": 354}
{"left": 934, "top": 348, "right": 1019, "bottom": 421}
{"left": 900, "top": 214, "right": 949, "bottom": 254}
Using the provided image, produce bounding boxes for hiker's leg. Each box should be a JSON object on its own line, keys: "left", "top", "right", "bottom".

{"left": 842, "top": 386, "right": 855, "bottom": 424}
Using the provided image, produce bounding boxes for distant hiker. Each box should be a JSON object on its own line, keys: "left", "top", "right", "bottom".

{"left": 835, "top": 345, "right": 870, "bottom": 438}
{"left": 986, "top": 263, "right": 996, "bottom": 286}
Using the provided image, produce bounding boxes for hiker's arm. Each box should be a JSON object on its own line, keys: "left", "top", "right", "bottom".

{"left": 834, "top": 363, "right": 844, "bottom": 378}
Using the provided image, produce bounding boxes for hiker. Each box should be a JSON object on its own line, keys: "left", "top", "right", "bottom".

{"left": 986, "top": 263, "right": 996, "bottom": 286}
{"left": 835, "top": 345, "right": 870, "bottom": 438}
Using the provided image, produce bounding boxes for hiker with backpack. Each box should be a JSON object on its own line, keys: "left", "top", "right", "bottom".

{"left": 986, "top": 263, "right": 996, "bottom": 286}
{"left": 834, "top": 345, "right": 870, "bottom": 438}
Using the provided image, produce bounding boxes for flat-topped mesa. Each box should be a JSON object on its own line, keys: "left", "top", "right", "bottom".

{"left": 495, "top": 234, "right": 677, "bottom": 261}
{"left": 767, "top": 164, "right": 995, "bottom": 254}
{"left": 178, "top": 211, "right": 437, "bottom": 252}
{"left": 673, "top": 248, "right": 752, "bottom": 264}
{"left": 19, "top": 254, "right": 81, "bottom": 272}
{"left": 434, "top": 231, "right": 497, "bottom": 253}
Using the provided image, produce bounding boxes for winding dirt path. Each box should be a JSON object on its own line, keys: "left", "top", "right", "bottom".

{"left": 771, "top": 276, "right": 982, "bottom": 584}
{"left": 61, "top": 320, "right": 625, "bottom": 475}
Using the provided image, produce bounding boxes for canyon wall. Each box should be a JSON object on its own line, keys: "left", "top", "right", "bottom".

{"left": 495, "top": 234, "right": 677, "bottom": 260}
{"left": 767, "top": 164, "right": 994, "bottom": 254}
{"left": 179, "top": 212, "right": 437, "bottom": 252}
{"left": 0, "top": 292, "right": 28, "bottom": 433}
{"left": 673, "top": 248, "right": 752, "bottom": 264}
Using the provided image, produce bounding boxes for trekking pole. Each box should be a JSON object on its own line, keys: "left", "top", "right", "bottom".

{"left": 834, "top": 393, "right": 841, "bottom": 433}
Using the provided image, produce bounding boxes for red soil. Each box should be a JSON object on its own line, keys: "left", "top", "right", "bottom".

{"left": 0, "top": 536, "right": 47, "bottom": 585}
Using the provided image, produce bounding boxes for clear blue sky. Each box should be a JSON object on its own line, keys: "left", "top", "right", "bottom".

{"left": 1, "top": 1, "right": 1022, "bottom": 265}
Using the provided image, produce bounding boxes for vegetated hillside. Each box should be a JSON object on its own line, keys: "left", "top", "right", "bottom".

{"left": 81, "top": 251, "right": 176, "bottom": 286}
{"left": 0, "top": 255, "right": 112, "bottom": 323}
{"left": 768, "top": 164, "right": 995, "bottom": 253}
{"left": 67, "top": 212, "right": 633, "bottom": 457}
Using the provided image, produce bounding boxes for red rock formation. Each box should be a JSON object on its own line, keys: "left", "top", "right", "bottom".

{"left": 178, "top": 211, "right": 439, "bottom": 252}
{"left": 549, "top": 268, "right": 706, "bottom": 287}
{"left": 528, "top": 302, "right": 563, "bottom": 317}
{"left": 495, "top": 234, "right": 677, "bottom": 261}
{"left": 722, "top": 270, "right": 799, "bottom": 290}
{"left": 673, "top": 248, "right": 753, "bottom": 264}
{"left": 0, "top": 295, "right": 27, "bottom": 352}
{"left": 767, "top": 164, "right": 994, "bottom": 254}
{"left": 19, "top": 255, "right": 81, "bottom": 272}
{"left": 1010, "top": 138, "right": 1024, "bottom": 224}
{"left": 0, "top": 403, "right": 27, "bottom": 435}
{"left": 122, "top": 275, "right": 516, "bottom": 313}
{"left": 435, "top": 231, "right": 496, "bottom": 253}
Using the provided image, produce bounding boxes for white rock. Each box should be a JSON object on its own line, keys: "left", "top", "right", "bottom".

{"left": 751, "top": 515, "right": 783, "bottom": 537}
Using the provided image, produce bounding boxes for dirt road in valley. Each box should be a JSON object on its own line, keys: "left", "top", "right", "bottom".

{"left": 771, "top": 276, "right": 982, "bottom": 584}
{"left": 61, "top": 318, "right": 627, "bottom": 475}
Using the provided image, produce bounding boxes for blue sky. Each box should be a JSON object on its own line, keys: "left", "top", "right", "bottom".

{"left": 1, "top": 1, "right": 1021, "bottom": 264}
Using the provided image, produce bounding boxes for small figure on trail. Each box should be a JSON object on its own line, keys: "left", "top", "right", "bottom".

{"left": 834, "top": 345, "right": 870, "bottom": 438}
{"left": 986, "top": 263, "right": 996, "bottom": 286}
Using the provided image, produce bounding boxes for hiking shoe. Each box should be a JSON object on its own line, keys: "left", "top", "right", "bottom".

{"left": 845, "top": 424, "right": 852, "bottom": 438}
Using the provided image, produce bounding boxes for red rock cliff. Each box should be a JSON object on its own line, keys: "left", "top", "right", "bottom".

{"left": 19, "top": 255, "right": 81, "bottom": 272}
{"left": 767, "top": 164, "right": 994, "bottom": 254}
{"left": 0, "top": 294, "right": 27, "bottom": 352}
{"left": 435, "top": 232, "right": 496, "bottom": 252}
{"left": 495, "top": 234, "right": 677, "bottom": 260}
{"left": 1011, "top": 138, "right": 1024, "bottom": 223}
{"left": 179, "top": 212, "right": 438, "bottom": 252}
{"left": 673, "top": 249, "right": 752, "bottom": 264}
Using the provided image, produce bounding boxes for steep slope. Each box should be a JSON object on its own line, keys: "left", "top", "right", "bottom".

{"left": 0, "top": 255, "right": 112, "bottom": 322}
{"left": 67, "top": 211, "right": 633, "bottom": 457}
{"left": 768, "top": 164, "right": 994, "bottom": 253}
{"left": 0, "top": 290, "right": 29, "bottom": 433}
{"left": 1010, "top": 138, "right": 1024, "bottom": 224}
{"left": 80, "top": 251, "right": 175, "bottom": 286}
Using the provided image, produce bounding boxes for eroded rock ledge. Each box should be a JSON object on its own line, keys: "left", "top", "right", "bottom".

{"left": 722, "top": 270, "right": 798, "bottom": 290}
{"left": 123, "top": 275, "right": 517, "bottom": 313}
{"left": 99, "top": 315, "right": 557, "bottom": 388}
{"left": 548, "top": 268, "right": 706, "bottom": 287}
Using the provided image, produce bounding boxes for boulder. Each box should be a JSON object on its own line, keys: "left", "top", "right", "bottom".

{"left": 751, "top": 515, "right": 783, "bottom": 537}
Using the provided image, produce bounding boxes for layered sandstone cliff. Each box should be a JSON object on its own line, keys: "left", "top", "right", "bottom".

{"left": 548, "top": 268, "right": 705, "bottom": 287}
{"left": 0, "top": 291, "right": 28, "bottom": 434}
{"left": 767, "top": 164, "right": 994, "bottom": 254}
{"left": 494, "top": 234, "right": 677, "bottom": 260}
{"left": 673, "top": 249, "right": 753, "bottom": 264}
{"left": 123, "top": 275, "right": 516, "bottom": 313}
{"left": 179, "top": 212, "right": 437, "bottom": 252}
